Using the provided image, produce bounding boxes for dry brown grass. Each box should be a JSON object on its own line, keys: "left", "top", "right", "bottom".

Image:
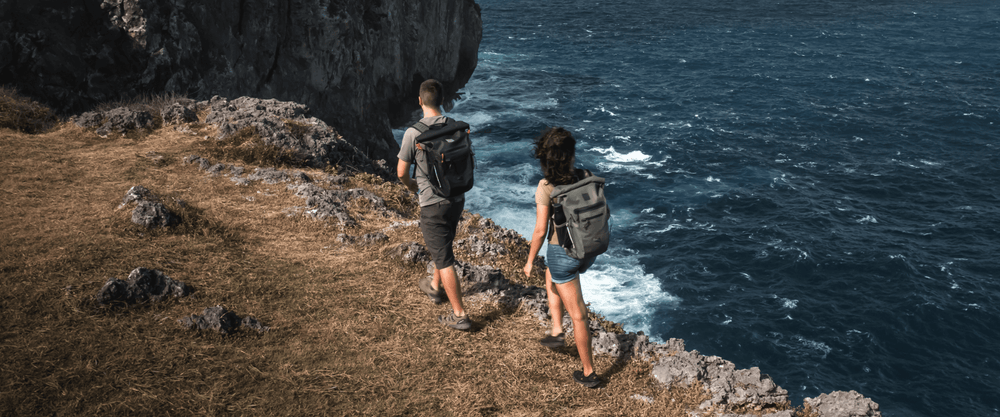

{"left": 195, "top": 125, "right": 306, "bottom": 169}
{"left": 0, "top": 86, "right": 58, "bottom": 134}
{"left": 1, "top": 119, "right": 711, "bottom": 416}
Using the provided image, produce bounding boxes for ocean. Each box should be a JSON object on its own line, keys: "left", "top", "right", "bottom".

{"left": 396, "top": 1, "right": 999, "bottom": 415}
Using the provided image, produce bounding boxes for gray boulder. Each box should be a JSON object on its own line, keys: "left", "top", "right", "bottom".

{"left": 96, "top": 267, "right": 190, "bottom": 305}
{"left": 119, "top": 185, "right": 178, "bottom": 228}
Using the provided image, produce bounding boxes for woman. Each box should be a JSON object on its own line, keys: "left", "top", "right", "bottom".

{"left": 522, "top": 127, "right": 602, "bottom": 388}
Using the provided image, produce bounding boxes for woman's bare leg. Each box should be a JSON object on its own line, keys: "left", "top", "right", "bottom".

{"left": 556, "top": 275, "right": 593, "bottom": 376}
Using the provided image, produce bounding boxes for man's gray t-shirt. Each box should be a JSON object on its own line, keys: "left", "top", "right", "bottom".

{"left": 397, "top": 115, "right": 466, "bottom": 207}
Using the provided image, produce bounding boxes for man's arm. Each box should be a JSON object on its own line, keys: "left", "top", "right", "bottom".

{"left": 397, "top": 158, "right": 418, "bottom": 193}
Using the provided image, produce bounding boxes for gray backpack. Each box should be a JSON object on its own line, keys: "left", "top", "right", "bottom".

{"left": 550, "top": 169, "right": 610, "bottom": 259}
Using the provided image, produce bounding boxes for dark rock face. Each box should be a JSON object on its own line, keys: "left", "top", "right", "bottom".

{"left": 1, "top": 0, "right": 482, "bottom": 162}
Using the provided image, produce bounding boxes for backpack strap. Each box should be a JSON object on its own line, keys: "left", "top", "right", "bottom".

{"left": 411, "top": 121, "right": 430, "bottom": 134}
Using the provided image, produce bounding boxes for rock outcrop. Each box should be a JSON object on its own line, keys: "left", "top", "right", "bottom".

{"left": 0, "top": 0, "right": 482, "bottom": 162}
{"left": 118, "top": 185, "right": 179, "bottom": 228}
{"left": 96, "top": 267, "right": 190, "bottom": 305}
{"left": 179, "top": 305, "right": 269, "bottom": 335}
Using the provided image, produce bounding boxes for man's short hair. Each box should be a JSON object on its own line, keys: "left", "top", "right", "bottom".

{"left": 419, "top": 79, "right": 445, "bottom": 109}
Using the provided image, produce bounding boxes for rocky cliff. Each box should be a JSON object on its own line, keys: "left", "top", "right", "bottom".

{"left": 0, "top": 0, "right": 481, "bottom": 162}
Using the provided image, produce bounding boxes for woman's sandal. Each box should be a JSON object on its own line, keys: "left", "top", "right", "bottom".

{"left": 539, "top": 332, "right": 565, "bottom": 348}
{"left": 573, "top": 370, "right": 603, "bottom": 388}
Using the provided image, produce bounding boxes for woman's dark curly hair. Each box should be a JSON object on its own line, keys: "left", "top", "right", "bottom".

{"left": 532, "top": 127, "right": 576, "bottom": 185}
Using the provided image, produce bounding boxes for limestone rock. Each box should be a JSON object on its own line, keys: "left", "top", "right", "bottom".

{"left": 652, "top": 350, "right": 789, "bottom": 413}
{"left": 804, "top": 391, "right": 882, "bottom": 417}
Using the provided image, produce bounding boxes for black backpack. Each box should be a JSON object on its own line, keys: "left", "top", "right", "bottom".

{"left": 412, "top": 118, "right": 475, "bottom": 198}
{"left": 550, "top": 169, "right": 610, "bottom": 259}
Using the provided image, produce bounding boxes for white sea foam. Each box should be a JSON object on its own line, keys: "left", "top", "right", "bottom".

{"left": 590, "top": 146, "right": 652, "bottom": 163}
{"left": 857, "top": 215, "right": 878, "bottom": 224}
{"left": 596, "top": 162, "right": 656, "bottom": 179}
{"left": 580, "top": 255, "right": 681, "bottom": 341}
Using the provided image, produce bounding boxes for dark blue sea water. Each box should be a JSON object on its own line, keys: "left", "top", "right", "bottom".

{"left": 398, "top": 1, "right": 1000, "bottom": 415}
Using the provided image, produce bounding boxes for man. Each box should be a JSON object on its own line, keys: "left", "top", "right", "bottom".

{"left": 397, "top": 79, "right": 471, "bottom": 331}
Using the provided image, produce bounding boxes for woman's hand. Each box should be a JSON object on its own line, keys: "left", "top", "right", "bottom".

{"left": 523, "top": 261, "right": 533, "bottom": 278}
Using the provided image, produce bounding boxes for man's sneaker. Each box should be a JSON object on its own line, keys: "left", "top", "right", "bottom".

{"left": 438, "top": 312, "right": 472, "bottom": 331}
{"left": 418, "top": 276, "right": 445, "bottom": 304}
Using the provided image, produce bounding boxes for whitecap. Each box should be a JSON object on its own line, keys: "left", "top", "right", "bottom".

{"left": 591, "top": 146, "right": 652, "bottom": 163}
{"left": 596, "top": 162, "right": 656, "bottom": 179}
{"left": 857, "top": 215, "right": 878, "bottom": 224}
{"left": 795, "top": 336, "right": 833, "bottom": 358}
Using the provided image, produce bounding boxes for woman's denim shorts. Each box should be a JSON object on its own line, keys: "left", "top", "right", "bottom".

{"left": 546, "top": 243, "right": 597, "bottom": 284}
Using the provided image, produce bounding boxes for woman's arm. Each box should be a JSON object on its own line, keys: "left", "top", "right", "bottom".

{"left": 524, "top": 203, "right": 551, "bottom": 278}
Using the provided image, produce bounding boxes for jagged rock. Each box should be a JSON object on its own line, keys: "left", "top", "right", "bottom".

{"left": 178, "top": 305, "right": 268, "bottom": 335}
{"left": 119, "top": 185, "right": 177, "bottom": 228}
{"left": 206, "top": 163, "right": 229, "bottom": 176}
{"left": 202, "top": 96, "right": 387, "bottom": 175}
{"left": 160, "top": 102, "right": 198, "bottom": 124}
{"left": 183, "top": 155, "right": 212, "bottom": 170}
{"left": 291, "top": 183, "right": 397, "bottom": 227}
{"left": 131, "top": 200, "right": 177, "bottom": 228}
{"left": 96, "top": 267, "right": 190, "bottom": 305}
{"left": 1, "top": 0, "right": 482, "bottom": 163}
{"left": 74, "top": 111, "right": 104, "bottom": 128}
{"left": 248, "top": 167, "right": 294, "bottom": 184}
{"left": 90, "top": 107, "right": 154, "bottom": 136}
{"left": 455, "top": 235, "right": 508, "bottom": 258}
{"left": 337, "top": 233, "right": 389, "bottom": 246}
{"left": 804, "top": 391, "right": 881, "bottom": 417}
{"left": 652, "top": 350, "right": 789, "bottom": 413}
{"left": 395, "top": 242, "right": 430, "bottom": 264}
{"left": 426, "top": 260, "right": 509, "bottom": 296}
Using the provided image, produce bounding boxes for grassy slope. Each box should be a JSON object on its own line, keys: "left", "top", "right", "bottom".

{"left": 0, "top": 119, "right": 712, "bottom": 416}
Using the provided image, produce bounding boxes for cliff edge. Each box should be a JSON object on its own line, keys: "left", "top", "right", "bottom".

{"left": 0, "top": 0, "right": 482, "bottom": 162}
